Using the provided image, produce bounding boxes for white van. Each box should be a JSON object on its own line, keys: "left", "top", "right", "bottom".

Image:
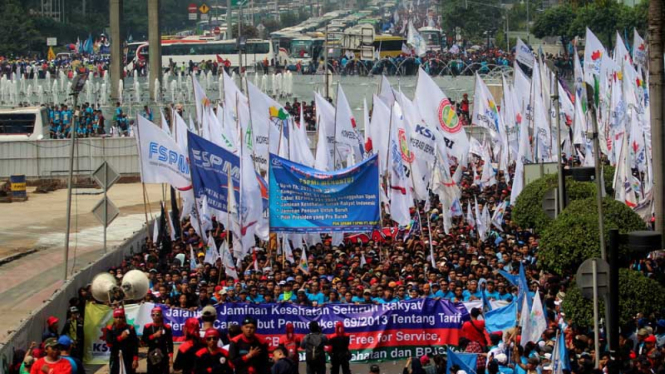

{"left": 0, "top": 107, "right": 50, "bottom": 141}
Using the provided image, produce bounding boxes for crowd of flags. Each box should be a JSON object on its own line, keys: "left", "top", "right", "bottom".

{"left": 134, "top": 26, "right": 651, "bottom": 368}
{"left": 135, "top": 25, "right": 653, "bottom": 279}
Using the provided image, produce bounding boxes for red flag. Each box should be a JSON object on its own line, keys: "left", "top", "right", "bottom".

{"left": 216, "top": 54, "right": 224, "bottom": 63}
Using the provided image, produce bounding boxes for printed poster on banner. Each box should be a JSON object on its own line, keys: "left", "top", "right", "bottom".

{"left": 88, "top": 300, "right": 469, "bottom": 363}
{"left": 83, "top": 303, "right": 148, "bottom": 364}
{"left": 269, "top": 154, "right": 380, "bottom": 233}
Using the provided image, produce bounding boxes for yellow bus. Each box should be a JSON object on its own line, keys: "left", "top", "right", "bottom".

{"left": 373, "top": 35, "right": 407, "bottom": 58}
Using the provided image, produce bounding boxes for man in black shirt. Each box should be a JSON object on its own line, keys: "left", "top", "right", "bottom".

{"left": 327, "top": 322, "right": 351, "bottom": 374}
{"left": 141, "top": 307, "right": 174, "bottom": 374}
{"left": 229, "top": 317, "right": 270, "bottom": 374}
{"left": 104, "top": 308, "right": 139, "bottom": 374}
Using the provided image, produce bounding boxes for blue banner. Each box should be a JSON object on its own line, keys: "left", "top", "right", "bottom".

{"left": 188, "top": 132, "right": 268, "bottom": 213}
{"left": 269, "top": 154, "right": 380, "bottom": 233}
{"left": 155, "top": 300, "right": 469, "bottom": 362}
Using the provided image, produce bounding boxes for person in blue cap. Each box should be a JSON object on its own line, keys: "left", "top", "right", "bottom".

{"left": 58, "top": 335, "right": 85, "bottom": 374}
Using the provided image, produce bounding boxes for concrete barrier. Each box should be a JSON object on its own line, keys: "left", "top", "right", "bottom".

{"left": 0, "top": 226, "right": 149, "bottom": 374}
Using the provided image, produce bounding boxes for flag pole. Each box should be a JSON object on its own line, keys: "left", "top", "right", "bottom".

{"left": 134, "top": 117, "right": 152, "bottom": 236}
{"left": 332, "top": 82, "right": 340, "bottom": 169}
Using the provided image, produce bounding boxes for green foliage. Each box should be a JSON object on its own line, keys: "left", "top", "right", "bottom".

{"left": 532, "top": 1, "right": 648, "bottom": 48}
{"left": 539, "top": 197, "right": 646, "bottom": 275}
{"left": 603, "top": 165, "right": 615, "bottom": 196}
{"left": 562, "top": 269, "right": 665, "bottom": 329}
{"left": 440, "top": 0, "right": 503, "bottom": 43}
{"left": 512, "top": 173, "right": 596, "bottom": 233}
{"left": 531, "top": 4, "right": 574, "bottom": 49}
{"left": 0, "top": 0, "right": 41, "bottom": 57}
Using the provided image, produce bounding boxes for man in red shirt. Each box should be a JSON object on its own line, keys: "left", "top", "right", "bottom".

{"left": 30, "top": 338, "right": 73, "bottom": 374}
{"left": 461, "top": 308, "right": 490, "bottom": 349}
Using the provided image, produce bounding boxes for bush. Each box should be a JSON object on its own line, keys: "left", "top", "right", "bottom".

{"left": 562, "top": 269, "right": 665, "bottom": 329}
{"left": 539, "top": 197, "right": 646, "bottom": 275}
{"left": 603, "top": 165, "right": 615, "bottom": 196}
{"left": 512, "top": 173, "right": 596, "bottom": 232}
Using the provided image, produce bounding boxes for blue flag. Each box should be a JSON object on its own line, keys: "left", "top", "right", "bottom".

{"left": 446, "top": 348, "right": 477, "bottom": 374}
{"left": 484, "top": 300, "right": 517, "bottom": 333}
{"left": 554, "top": 327, "right": 571, "bottom": 371}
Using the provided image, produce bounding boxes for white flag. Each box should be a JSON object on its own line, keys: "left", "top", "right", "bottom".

{"left": 519, "top": 294, "right": 531, "bottom": 347}
{"left": 135, "top": 115, "right": 191, "bottom": 190}
{"left": 335, "top": 85, "right": 364, "bottom": 163}
{"left": 466, "top": 201, "right": 475, "bottom": 229}
{"left": 515, "top": 38, "right": 534, "bottom": 69}
{"left": 415, "top": 67, "right": 469, "bottom": 162}
{"left": 633, "top": 29, "right": 647, "bottom": 70}
{"left": 407, "top": 20, "right": 427, "bottom": 56}
{"left": 360, "top": 253, "right": 367, "bottom": 267}
{"left": 220, "top": 240, "right": 238, "bottom": 279}
{"left": 388, "top": 103, "right": 414, "bottom": 226}
{"left": 314, "top": 92, "right": 337, "bottom": 171}
{"left": 160, "top": 109, "right": 172, "bottom": 137}
{"left": 282, "top": 235, "right": 295, "bottom": 263}
{"left": 193, "top": 75, "right": 211, "bottom": 126}
{"left": 396, "top": 90, "right": 435, "bottom": 201}
{"left": 370, "top": 95, "right": 392, "bottom": 176}
{"left": 378, "top": 75, "right": 396, "bottom": 108}
{"left": 525, "top": 291, "right": 547, "bottom": 345}
{"left": 583, "top": 28, "right": 607, "bottom": 86}
{"left": 204, "top": 233, "right": 219, "bottom": 265}
{"left": 152, "top": 218, "right": 159, "bottom": 244}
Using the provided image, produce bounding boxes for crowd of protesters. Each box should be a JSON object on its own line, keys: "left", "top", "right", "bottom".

{"left": 9, "top": 142, "right": 665, "bottom": 374}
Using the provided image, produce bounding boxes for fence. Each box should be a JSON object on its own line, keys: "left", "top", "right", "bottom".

{"left": 0, "top": 226, "right": 149, "bottom": 374}
{"left": 0, "top": 137, "right": 139, "bottom": 180}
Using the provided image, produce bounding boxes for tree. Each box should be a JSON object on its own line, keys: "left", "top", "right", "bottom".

{"left": 0, "top": 0, "right": 40, "bottom": 57}
{"left": 512, "top": 173, "right": 596, "bottom": 233}
{"left": 531, "top": 4, "right": 574, "bottom": 53}
{"left": 538, "top": 197, "right": 647, "bottom": 275}
{"left": 562, "top": 269, "right": 665, "bottom": 329}
{"left": 440, "top": 0, "right": 503, "bottom": 43}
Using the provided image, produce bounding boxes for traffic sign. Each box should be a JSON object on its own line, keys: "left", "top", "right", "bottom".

{"left": 46, "top": 37, "right": 57, "bottom": 46}
{"left": 575, "top": 258, "right": 610, "bottom": 300}
{"left": 92, "top": 197, "right": 120, "bottom": 227}
{"left": 188, "top": 3, "right": 197, "bottom": 12}
{"left": 214, "top": 26, "right": 221, "bottom": 35}
{"left": 189, "top": 13, "right": 198, "bottom": 20}
{"left": 92, "top": 162, "right": 120, "bottom": 190}
{"left": 199, "top": 3, "right": 210, "bottom": 13}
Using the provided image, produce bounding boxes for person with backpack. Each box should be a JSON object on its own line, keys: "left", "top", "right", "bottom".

{"left": 301, "top": 321, "right": 328, "bottom": 374}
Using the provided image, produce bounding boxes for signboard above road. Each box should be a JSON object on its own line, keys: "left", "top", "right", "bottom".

{"left": 199, "top": 3, "right": 210, "bottom": 13}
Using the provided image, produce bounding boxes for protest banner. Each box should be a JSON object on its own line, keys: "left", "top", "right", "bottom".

{"left": 83, "top": 303, "right": 148, "bottom": 364}
{"left": 84, "top": 300, "right": 469, "bottom": 364}
{"left": 269, "top": 154, "right": 381, "bottom": 233}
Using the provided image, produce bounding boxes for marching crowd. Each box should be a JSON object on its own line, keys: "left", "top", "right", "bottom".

{"left": 9, "top": 149, "right": 665, "bottom": 374}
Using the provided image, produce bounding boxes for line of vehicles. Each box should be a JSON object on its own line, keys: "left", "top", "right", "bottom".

{"left": 125, "top": 8, "right": 444, "bottom": 73}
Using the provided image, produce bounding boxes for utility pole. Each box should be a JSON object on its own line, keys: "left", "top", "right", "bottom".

{"left": 226, "top": 0, "right": 232, "bottom": 40}
{"left": 650, "top": 0, "right": 664, "bottom": 244}
{"left": 148, "top": 0, "right": 162, "bottom": 102}
{"left": 110, "top": 0, "right": 123, "bottom": 102}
